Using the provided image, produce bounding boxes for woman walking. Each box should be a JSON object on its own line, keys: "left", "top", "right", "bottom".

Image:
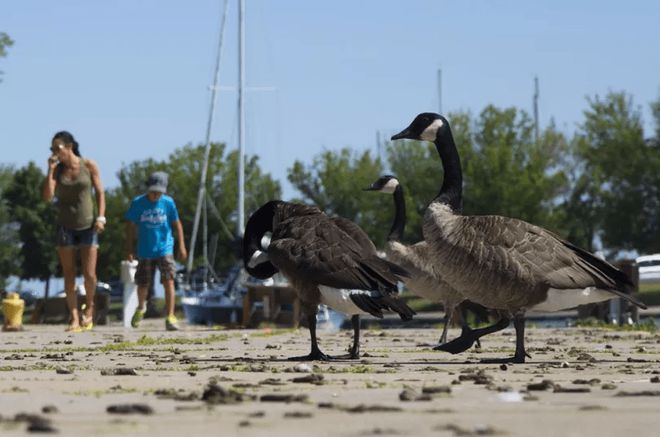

{"left": 42, "top": 131, "right": 105, "bottom": 332}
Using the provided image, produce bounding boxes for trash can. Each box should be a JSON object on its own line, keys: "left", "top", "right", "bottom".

{"left": 121, "top": 260, "right": 139, "bottom": 328}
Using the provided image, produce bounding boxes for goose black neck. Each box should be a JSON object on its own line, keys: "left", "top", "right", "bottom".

{"left": 388, "top": 185, "right": 406, "bottom": 242}
{"left": 243, "top": 200, "right": 279, "bottom": 279}
{"left": 433, "top": 128, "right": 463, "bottom": 212}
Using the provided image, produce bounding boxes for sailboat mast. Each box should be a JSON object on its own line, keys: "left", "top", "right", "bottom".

{"left": 237, "top": 0, "right": 246, "bottom": 236}
{"left": 186, "top": 0, "right": 230, "bottom": 277}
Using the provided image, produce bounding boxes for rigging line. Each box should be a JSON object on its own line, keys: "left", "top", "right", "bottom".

{"left": 205, "top": 191, "right": 236, "bottom": 240}
{"left": 187, "top": 0, "right": 230, "bottom": 276}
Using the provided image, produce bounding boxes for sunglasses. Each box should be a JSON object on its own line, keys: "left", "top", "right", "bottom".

{"left": 50, "top": 144, "right": 64, "bottom": 153}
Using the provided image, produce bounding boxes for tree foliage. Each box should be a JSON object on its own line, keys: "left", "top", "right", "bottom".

{"left": 287, "top": 148, "right": 391, "bottom": 245}
{"left": 0, "top": 165, "right": 20, "bottom": 288}
{"left": 458, "top": 106, "right": 568, "bottom": 228}
{"left": 99, "top": 143, "right": 281, "bottom": 280}
{"left": 4, "top": 163, "right": 58, "bottom": 286}
{"left": 567, "top": 92, "right": 660, "bottom": 255}
{"left": 0, "top": 31, "right": 13, "bottom": 82}
{"left": 384, "top": 107, "right": 569, "bottom": 244}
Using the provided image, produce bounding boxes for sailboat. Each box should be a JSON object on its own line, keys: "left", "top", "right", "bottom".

{"left": 181, "top": 0, "right": 336, "bottom": 329}
{"left": 180, "top": 0, "right": 246, "bottom": 326}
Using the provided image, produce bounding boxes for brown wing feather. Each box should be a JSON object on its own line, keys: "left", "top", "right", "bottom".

{"left": 268, "top": 212, "right": 402, "bottom": 293}
{"left": 460, "top": 215, "right": 633, "bottom": 292}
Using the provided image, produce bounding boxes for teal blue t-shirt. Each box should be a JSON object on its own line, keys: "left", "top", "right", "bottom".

{"left": 125, "top": 194, "right": 180, "bottom": 259}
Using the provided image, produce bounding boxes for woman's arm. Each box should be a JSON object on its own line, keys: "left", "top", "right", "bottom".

{"left": 86, "top": 159, "right": 106, "bottom": 232}
{"left": 42, "top": 156, "right": 59, "bottom": 201}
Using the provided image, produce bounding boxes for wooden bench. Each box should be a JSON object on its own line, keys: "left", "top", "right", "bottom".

{"left": 242, "top": 284, "right": 300, "bottom": 328}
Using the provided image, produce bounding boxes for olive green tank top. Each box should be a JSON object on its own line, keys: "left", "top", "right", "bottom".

{"left": 55, "top": 158, "right": 95, "bottom": 230}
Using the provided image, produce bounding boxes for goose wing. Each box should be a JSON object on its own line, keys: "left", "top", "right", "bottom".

{"left": 269, "top": 213, "right": 403, "bottom": 293}
{"left": 330, "top": 216, "right": 378, "bottom": 253}
{"left": 457, "top": 215, "right": 641, "bottom": 304}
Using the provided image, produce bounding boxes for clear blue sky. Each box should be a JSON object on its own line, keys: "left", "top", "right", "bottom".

{"left": 1, "top": 0, "right": 659, "bottom": 200}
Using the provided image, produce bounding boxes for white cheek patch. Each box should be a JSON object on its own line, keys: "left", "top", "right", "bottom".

{"left": 260, "top": 232, "right": 272, "bottom": 250}
{"left": 381, "top": 178, "right": 400, "bottom": 194}
{"left": 420, "top": 118, "right": 444, "bottom": 141}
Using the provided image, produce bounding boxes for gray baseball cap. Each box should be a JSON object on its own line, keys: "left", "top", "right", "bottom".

{"left": 147, "top": 171, "right": 168, "bottom": 193}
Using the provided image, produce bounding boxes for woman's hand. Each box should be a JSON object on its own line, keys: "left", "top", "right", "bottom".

{"left": 48, "top": 154, "right": 59, "bottom": 171}
{"left": 94, "top": 220, "right": 105, "bottom": 233}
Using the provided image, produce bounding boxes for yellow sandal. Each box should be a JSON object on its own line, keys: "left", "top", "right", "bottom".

{"left": 65, "top": 325, "right": 82, "bottom": 333}
{"left": 81, "top": 315, "right": 94, "bottom": 331}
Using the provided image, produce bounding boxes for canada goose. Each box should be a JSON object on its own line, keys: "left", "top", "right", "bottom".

{"left": 391, "top": 113, "right": 647, "bottom": 363}
{"left": 365, "top": 174, "right": 484, "bottom": 346}
{"left": 243, "top": 200, "right": 415, "bottom": 361}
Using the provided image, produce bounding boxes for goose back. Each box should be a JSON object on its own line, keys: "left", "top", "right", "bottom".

{"left": 386, "top": 240, "right": 463, "bottom": 306}
{"left": 423, "top": 202, "right": 638, "bottom": 311}
{"left": 269, "top": 211, "right": 403, "bottom": 293}
{"left": 245, "top": 200, "right": 413, "bottom": 320}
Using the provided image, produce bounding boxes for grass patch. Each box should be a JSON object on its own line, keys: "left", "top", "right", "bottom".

{"left": 250, "top": 328, "right": 297, "bottom": 337}
{"left": 640, "top": 283, "right": 660, "bottom": 293}
{"left": 98, "top": 333, "right": 229, "bottom": 351}
{"left": 326, "top": 365, "right": 374, "bottom": 374}
{"left": 400, "top": 291, "right": 443, "bottom": 313}
{"left": 638, "top": 284, "right": 660, "bottom": 306}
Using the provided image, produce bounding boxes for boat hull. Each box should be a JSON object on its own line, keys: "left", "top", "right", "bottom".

{"left": 181, "top": 296, "right": 243, "bottom": 325}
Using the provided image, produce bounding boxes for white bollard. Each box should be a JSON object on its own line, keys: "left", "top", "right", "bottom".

{"left": 120, "top": 260, "right": 139, "bottom": 328}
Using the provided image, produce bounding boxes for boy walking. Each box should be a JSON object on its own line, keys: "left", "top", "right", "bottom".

{"left": 125, "top": 171, "right": 187, "bottom": 330}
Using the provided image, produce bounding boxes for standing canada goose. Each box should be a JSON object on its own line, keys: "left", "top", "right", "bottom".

{"left": 390, "top": 113, "right": 646, "bottom": 363}
{"left": 365, "top": 174, "right": 482, "bottom": 346}
{"left": 243, "top": 200, "right": 415, "bottom": 361}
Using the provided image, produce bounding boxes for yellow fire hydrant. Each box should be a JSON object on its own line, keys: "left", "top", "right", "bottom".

{"left": 2, "top": 292, "right": 25, "bottom": 332}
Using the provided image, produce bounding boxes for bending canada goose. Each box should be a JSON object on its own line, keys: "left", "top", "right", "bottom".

{"left": 243, "top": 200, "right": 415, "bottom": 361}
{"left": 391, "top": 113, "right": 647, "bottom": 363}
{"left": 365, "top": 174, "right": 481, "bottom": 346}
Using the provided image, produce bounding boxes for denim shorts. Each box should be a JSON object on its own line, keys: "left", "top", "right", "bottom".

{"left": 56, "top": 226, "right": 99, "bottom": 248}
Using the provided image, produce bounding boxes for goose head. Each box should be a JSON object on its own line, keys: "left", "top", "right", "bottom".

{"left": 391, "top": 112, "right": 449, "bottom": 142}
{"left": 243, "top": 200, "right": 280, "bottom": 279}
{"left": 364, "top": 175, "right": 400, "bottom": 194}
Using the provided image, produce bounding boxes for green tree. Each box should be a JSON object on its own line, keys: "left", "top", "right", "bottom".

{"left": 100, "top": 143, "right": 280, "bottom": 280}
{"left": 0, "top": 31, "right": 13, "bottom": 82}
{"left": 385, "top": 139, "right": 442, "bottom": 243}
{"left": 287, "top": 148, "right": 390, "bottom": 244}
{"left": 569, "top": 92, "right": 660, "bottom": 255}
{"left": 459, "top": 106, "right": 568, "bottom": 228}
{"left": 385, "top": 107, "right": 569, "bottom": 243}
{"left": 0, "top": 165, "right": 20, "bottom": 288}
{"left": 97, "top": 187, "right": 131, "bottom": 280}
{"left": 4, "top": 163, "right": 58, "bottom": 296}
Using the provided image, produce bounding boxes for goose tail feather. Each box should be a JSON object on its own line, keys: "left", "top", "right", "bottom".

{"left": 348, "top": 293, "right": 416, "bottom": 321}
{"left": 604, "top": 288, "right": 648, "bottom": 310}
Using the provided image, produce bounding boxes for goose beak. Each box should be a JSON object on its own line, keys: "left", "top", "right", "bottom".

{"left": 363, "top": 183, "right": 378, "bottom": 191}
{"left": 247, "top": 249, "right": 269, "bottom": 268}
{"left": 391, "top": 127, "right": 413, "bottom": 141}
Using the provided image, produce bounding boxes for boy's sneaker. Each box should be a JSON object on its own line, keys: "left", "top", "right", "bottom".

{"left": 165, "top": 315, "right": 180, "bottom": 331}
{"left": 131, "top": 308, "right": 145, "bottom": 328}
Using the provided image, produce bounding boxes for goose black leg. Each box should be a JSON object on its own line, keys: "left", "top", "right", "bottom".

{"left": 459, "top": 303, "right": 481, "bottom": 349}
{"left": 438, "top": 313, "right": 450, "bottom": 345}
{"left": 288, "top": 312, "right": 331, "bottom": 361}
{"left": 348, "top": 315, "right": 361, "bottom": 359}
{"left": 480, "top": 314, "right": 531, "bottom": 364}
{"left": 334, "top": 315, "right": 361, "bottom": 359}
{"left": 434, "top": 317, "right": 510, "bottom": 354}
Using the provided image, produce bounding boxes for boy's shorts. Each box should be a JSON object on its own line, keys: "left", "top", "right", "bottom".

{"left": 56, "top": 226, "right": 99, "bottom": 248}
{"left": 135, "top": 255, "right": 176, "bottom": 287}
